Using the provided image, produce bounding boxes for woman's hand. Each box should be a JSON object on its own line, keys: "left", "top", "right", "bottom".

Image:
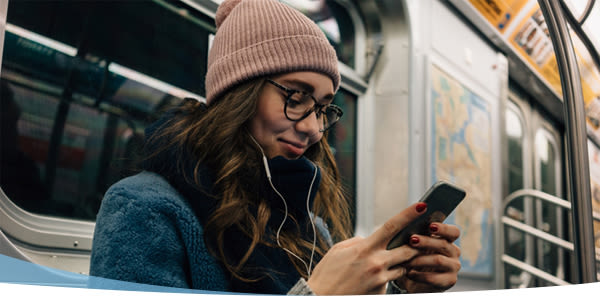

{"left": 306, "top": 203, "right": 428, "bottom": 295}
{"left": 394, "top": 222, "right": 461, "bottom": 293}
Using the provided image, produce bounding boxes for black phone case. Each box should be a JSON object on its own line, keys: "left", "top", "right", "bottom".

{"left": 386, "top": 181, "right": 466, "bottom": 250}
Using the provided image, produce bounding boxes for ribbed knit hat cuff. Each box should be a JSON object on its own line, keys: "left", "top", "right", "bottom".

{"left": 206, "top": 35, "right": 340, "bottom": 104}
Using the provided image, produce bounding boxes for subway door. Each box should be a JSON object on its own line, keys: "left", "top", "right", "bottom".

{"left": 503, "top": 86, "right": 565, "bottom": 288}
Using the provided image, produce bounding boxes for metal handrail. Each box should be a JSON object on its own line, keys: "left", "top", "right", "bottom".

{"left": 504, "top": 189, "right": 600, "bottom": 221}
{"left": 575, "top": 0, "right": 596, "bottom": 26}
{"left": 499, "top": 189, "right": 600, "bottom": 287}
{"left": 502, "top": 254, "right": 570, "bottom": 286}
{"left": 502, "top": 217, "right": 574, "bottom": 251}
{"left": 538, "top": 0, "right": 598, "bottom": 283}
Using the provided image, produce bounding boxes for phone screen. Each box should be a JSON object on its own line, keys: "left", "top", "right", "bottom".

{"left": 386, "top": 181, "right": 466, "bottom": 250}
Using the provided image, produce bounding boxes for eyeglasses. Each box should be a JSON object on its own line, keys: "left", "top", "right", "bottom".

{"left": 266, "top": 79, "right": 343, "bottom": 132}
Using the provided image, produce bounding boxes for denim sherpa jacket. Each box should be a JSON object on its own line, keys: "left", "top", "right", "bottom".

{"left": 89, "top": 171, "right": 334, "bottom": 294}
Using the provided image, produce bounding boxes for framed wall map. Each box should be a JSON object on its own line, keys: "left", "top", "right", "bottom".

{"left": 429, "top": 64, "right": 494, "bottom": 277}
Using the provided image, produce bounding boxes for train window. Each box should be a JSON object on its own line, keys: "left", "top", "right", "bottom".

{"left": 284, "top": 0, "right": 356, "bottom": 68}
{"left": 535, "top": 130, "right": 557, "bottom": 195}
{"left": 4, "top": 1, "right": 213, "bottom": 97}
{"left": 1, "top": 80, "right": 56, "bottom": 215}
{"left": 327, "top": 88, "right": 357, "bottom": 230}
{"left": 1, "top": 0, "right": 212, "bottom": 221}
{"left": 506, "top": 104, "right": 525, "bottom": 194}
{"left": 534, "top": 129, "right": 563, "bottom": 280}
{"left": 504, "top": 101, "right": 528, "bottom": 287}
{"left": 1, "top": 1, "right": 361, "bottom": 226}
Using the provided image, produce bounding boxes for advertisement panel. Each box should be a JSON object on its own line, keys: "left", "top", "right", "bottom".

{"left": 469, "top": 0, "right": 600, "bottom": 144}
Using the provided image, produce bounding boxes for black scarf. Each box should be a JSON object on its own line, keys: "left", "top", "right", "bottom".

{"left": 142, "top": 110, "right": 322, "bottom": 294}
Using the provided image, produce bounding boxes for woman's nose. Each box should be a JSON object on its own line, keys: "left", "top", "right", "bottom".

{"left": 295, "top": 111, "right": 322, "bottom": 138}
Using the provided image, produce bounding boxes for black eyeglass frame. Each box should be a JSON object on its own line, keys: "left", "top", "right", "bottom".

{"left": 266, "top": 79, "right": 343, "bottom": 132}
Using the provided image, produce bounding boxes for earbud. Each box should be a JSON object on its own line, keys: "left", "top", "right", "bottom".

{"left": 248, "top": 134, "right": 272, "bottom": 179}
{"left": 262, "top": 155, "right": 272, "bottom": 179}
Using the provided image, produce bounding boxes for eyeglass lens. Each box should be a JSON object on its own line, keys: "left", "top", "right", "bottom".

{"left": 285, "top": 92, "right": 341, "bottom": 131}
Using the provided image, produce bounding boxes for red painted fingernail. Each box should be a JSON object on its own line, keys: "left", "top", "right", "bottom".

{"left": 416, "top": 203, "right": 427, "bottom": 213}
{"left": 429, "top": 224, "right": 439, "bottom": 233}
{"left": 410, "top": 236, "right": 420, "bottom": 245}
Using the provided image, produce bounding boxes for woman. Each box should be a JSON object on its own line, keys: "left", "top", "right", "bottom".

{"left": 90, "top": 0, "right": 461, "bottom": 295}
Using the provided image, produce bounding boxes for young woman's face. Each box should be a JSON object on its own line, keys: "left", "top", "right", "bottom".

{"left": 250, "top": 71, "right": 335, "bottom": 159}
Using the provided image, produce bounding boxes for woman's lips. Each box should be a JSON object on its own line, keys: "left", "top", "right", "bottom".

{"left": 280, "top": 140, "right": 306, "bottom": 157}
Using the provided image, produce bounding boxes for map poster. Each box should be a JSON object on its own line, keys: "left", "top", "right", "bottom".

{"left": 430, "top": 65, "right": 494, "bottom": 277}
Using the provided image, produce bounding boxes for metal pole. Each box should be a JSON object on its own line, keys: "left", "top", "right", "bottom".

{"left": 537, "top": 0, "right": 598, "bottom": 283}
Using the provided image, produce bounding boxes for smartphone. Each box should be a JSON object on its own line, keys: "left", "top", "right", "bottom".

{"left": 386, "top": 181, "right": 466, "bottom": 250}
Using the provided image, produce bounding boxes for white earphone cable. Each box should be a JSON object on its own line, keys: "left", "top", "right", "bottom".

{"left": 249, "top": 134, "right": 318, "bottom": 278}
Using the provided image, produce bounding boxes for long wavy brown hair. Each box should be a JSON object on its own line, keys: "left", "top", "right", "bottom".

{"left": 144, "top": 77, "right": 352, "bottom": 281}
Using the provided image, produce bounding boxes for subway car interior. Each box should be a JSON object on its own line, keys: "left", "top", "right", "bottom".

{"left": 1, "top": 0, "right": 600, "bottom": 292}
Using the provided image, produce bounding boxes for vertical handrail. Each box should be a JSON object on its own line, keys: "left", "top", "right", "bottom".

{"left": 537, "top": 0, "right": 598, "bottom": 283}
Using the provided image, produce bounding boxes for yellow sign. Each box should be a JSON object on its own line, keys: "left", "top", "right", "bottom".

{"left": 472, "top": 1, "right": 600, "bottom": 133}
{"left": 509, "top": 6, "right": 562, "bottom": 95}
{"left": 575, "top": 36, "right": 600, "bottom": 130}
{"left": 586, "top": 140, "right": 600, "bottom": 248}
{"left": 469, "top": 0, "right": 528, "bottom": 33}
{"left": 508, "top": 4, "right": 600, "bottom": 132}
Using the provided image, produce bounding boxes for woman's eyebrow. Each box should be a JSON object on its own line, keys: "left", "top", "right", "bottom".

{"left": 321, "top": 94, "right": 335, "bottom": 103}
{"left": 281, "top": 79, "right": 334, "bottom": 102}
{"left": 281, "top": 79, "right": 315, "bottom": 93}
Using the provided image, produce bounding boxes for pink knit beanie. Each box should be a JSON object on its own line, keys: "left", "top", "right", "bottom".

{"left": 205, "top": 0, "right": 340, "bottom": 104}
